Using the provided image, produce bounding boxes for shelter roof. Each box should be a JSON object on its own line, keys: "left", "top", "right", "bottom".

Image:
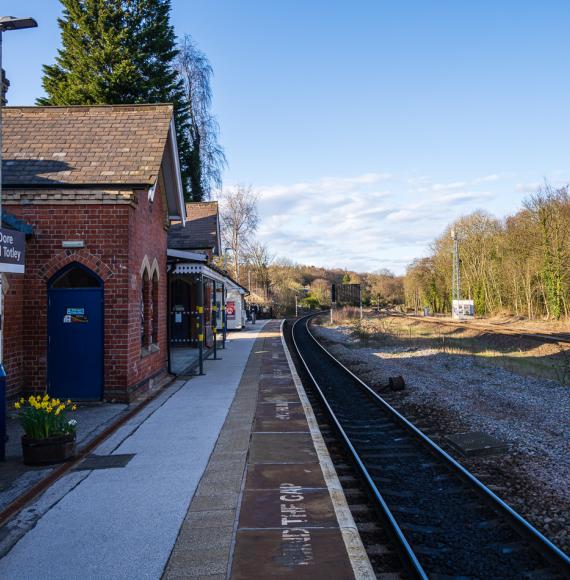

{"left": 168, "top": 202, "right": 220, "bottom": 254}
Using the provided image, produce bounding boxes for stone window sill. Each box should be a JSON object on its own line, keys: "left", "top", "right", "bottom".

{"left": 140, "top": 343, "right": 160, "bottom": 358}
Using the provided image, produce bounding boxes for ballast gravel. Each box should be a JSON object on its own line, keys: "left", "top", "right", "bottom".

{"left": 313, "top": 323, "right": 570, "bottom": 554}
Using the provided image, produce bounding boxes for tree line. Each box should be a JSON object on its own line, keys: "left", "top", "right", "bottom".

{"left": 404, "top": 183, "right": 570, "bottom": 319}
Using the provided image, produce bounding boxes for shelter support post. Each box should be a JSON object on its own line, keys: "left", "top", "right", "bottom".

{"left": 221, "top": 284, "right": 226, "bottom": 349}
{"left": 212, "top": 281, "right": 219, "bottom": 360}
{"left": 196, "top": 275, "right": 205, "bottom": 375}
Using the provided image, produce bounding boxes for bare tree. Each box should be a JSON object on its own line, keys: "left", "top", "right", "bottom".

{"left": 219, "top": 185, "right": 259, "bottom": 282}
{"left": 176, "top": 34, "right": 226, "bottom": 201}
{"left": 245, "top": 241, "right": 274, "bottom": 299}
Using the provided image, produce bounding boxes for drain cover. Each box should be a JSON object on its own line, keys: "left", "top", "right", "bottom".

{"left": 74, "top": 454, "right": 135, "bottom": 471}
{"left": 445, "top": 431, "right": 510, "bottom": 457}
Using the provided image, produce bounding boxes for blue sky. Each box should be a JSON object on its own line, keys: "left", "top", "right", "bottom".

{"left": 3, "top": 1, "right": 570, "bottom": 273}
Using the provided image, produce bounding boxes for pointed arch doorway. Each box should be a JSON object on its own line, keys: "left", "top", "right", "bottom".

{"left": 47, "top": 263, "right": 104, "bottom": 400}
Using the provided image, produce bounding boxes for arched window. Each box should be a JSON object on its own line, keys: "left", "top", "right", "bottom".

{"left": 141, "top": 270, "right": 152, "bottom": 348}
{"left": 51, "top": 264, "right": 102, "bottom": 289}
{"left": 152, "top": 271, "right": 159, "bottom": 345}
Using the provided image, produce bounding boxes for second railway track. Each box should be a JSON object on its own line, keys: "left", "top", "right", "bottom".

{"left": 290, "top": 313, "right": 570, "bottom": 579}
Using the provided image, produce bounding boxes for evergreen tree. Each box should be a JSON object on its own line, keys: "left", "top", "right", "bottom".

{"left": 38, "top": 0, "right": 194, "bottom": 196}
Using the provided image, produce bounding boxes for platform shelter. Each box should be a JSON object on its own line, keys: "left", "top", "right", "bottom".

{"left": 167, "top": 203, "right": 248, "bottom": 375}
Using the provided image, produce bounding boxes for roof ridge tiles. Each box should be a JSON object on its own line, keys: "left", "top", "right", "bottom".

{"left": 4, "top": 103, "right": 173, "bottom": 111}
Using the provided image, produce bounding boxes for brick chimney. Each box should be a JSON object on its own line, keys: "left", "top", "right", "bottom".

{"left": 1, "top": 69, "right": 9, "bottom": 105}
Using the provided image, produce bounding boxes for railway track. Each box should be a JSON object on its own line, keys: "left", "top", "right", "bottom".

{"left": 385, "top": 310, "right": 570, "bottom": 345}
{"left": 290, "top": 313, "right": 570, "bottom": 579}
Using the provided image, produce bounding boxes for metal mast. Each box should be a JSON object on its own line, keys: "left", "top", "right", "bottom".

{"left": 451, "top": 229, "right": 461, "bottom": 304}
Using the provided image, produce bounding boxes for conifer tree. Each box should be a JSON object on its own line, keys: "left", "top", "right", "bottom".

{"left": 39, "top": 0, "right": 195, "bottom": 197}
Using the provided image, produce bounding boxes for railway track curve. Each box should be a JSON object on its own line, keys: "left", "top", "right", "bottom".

{"left": 290, "top": 313, "right": 570, "bottom": 579}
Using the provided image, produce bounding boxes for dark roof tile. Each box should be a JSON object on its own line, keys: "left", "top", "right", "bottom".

{"left": 168, "top": 202, "right": 220, "bottom": 253}
{"left": 1, "top": 104, "right": 173, "bottom": 187}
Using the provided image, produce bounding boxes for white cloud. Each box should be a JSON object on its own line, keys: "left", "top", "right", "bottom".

{"left": 234, "top": 171, "right": 530, "bottom": 274}
{"left": 259, "top": 172, "right": 392, "bottom": 200}
{"left": 436, "top": 191, "right": 494, "bottom": 204}
{"left": 515, "top": 182, "right": 541, "bottom": 193}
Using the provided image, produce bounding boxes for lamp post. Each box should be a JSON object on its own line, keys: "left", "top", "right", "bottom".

{"left": 0, "top": 16, "right": 38, "bottom": 462}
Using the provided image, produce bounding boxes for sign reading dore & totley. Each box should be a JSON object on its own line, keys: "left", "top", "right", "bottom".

{"left": 0, "top": 228, "right": 25, "bottom": 274}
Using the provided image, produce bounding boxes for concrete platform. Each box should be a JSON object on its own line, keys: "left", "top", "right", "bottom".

{"left": 165, "top": 320, "right": 373, "bottom": 579}
{"left": 0, "top": 320, "right": 373, "bottom": 579}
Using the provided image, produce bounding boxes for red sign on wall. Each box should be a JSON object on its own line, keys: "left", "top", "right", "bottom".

{"left": 226, "top": 301, "right": 236, "bottom": 319}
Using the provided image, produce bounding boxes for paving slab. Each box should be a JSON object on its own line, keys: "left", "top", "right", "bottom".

{"left": 254, "top": 401, "right": 306, "bottom": 419}
{"left": 257, "top": 391, "right": 302, "bottom": 403}
{"left": 245, "top": 463, "right": 327, "bottom": 490}
{"left": 249, "top": 432, "right": 318, "bottom": 463}
{"left": 253, "top": 412, "right": 310, "bottom": 432}
{"left": 239, "top": 488, "right": 340, "bottom": 529}
{"left": 231, "top": 529, "right": 355, "bottom": 579}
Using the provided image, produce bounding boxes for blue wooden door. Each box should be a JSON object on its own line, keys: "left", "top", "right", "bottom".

{"left": 47, "top": 265, "right": 103, "bottom": 400}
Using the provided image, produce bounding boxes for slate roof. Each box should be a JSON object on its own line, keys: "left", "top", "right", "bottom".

{"left": 1, "top": 104, "right": 173, "bottom": 187}
{"left": 168, "top": 202, "right": 220, "bottom": 254}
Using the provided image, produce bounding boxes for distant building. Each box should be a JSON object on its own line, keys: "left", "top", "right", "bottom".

{"left": 1, "top": 104, "right": 186, "bottom": 402}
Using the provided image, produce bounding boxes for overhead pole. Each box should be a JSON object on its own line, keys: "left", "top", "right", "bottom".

{"left": 0, "top": 15, "right": 38, "bottom": 462}
{"left": 451, "top": 229, "right": 461, "bottom": 315}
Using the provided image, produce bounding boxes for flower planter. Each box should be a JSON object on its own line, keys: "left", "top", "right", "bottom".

{"left": 21, "top": 433, "right": 76, "bottom": 466}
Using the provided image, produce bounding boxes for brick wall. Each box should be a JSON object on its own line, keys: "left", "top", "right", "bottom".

{"left": 3, "top": 179, "right": 169, "bottom": 402}
{"left": 3, "top": 274, "right": 24, "bottom": 399}
{"left": 125, "top": 182, "right": 169, "bottom": 398}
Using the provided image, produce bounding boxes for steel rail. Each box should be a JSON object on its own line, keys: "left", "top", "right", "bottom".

{"left": 292, "top": 312, "right": 570, "bottom": 577}
{"left": 291, "top": 314, "right": 428, "bottom": 579}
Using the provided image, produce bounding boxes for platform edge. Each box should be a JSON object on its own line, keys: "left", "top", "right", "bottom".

{"left": 279, "top": 318, "right": 376, "bottom": 580}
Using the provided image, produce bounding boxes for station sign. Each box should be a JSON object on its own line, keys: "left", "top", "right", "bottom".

{"left": 332, "top": 283, "right": 361, "bottom": 305}
{"left": 0, "top": 228, "right": 25, "bottom": 274}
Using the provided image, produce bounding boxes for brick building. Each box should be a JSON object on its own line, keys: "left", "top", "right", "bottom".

{"left": 1, "top": 104, "right": 186, "bottom": 402}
